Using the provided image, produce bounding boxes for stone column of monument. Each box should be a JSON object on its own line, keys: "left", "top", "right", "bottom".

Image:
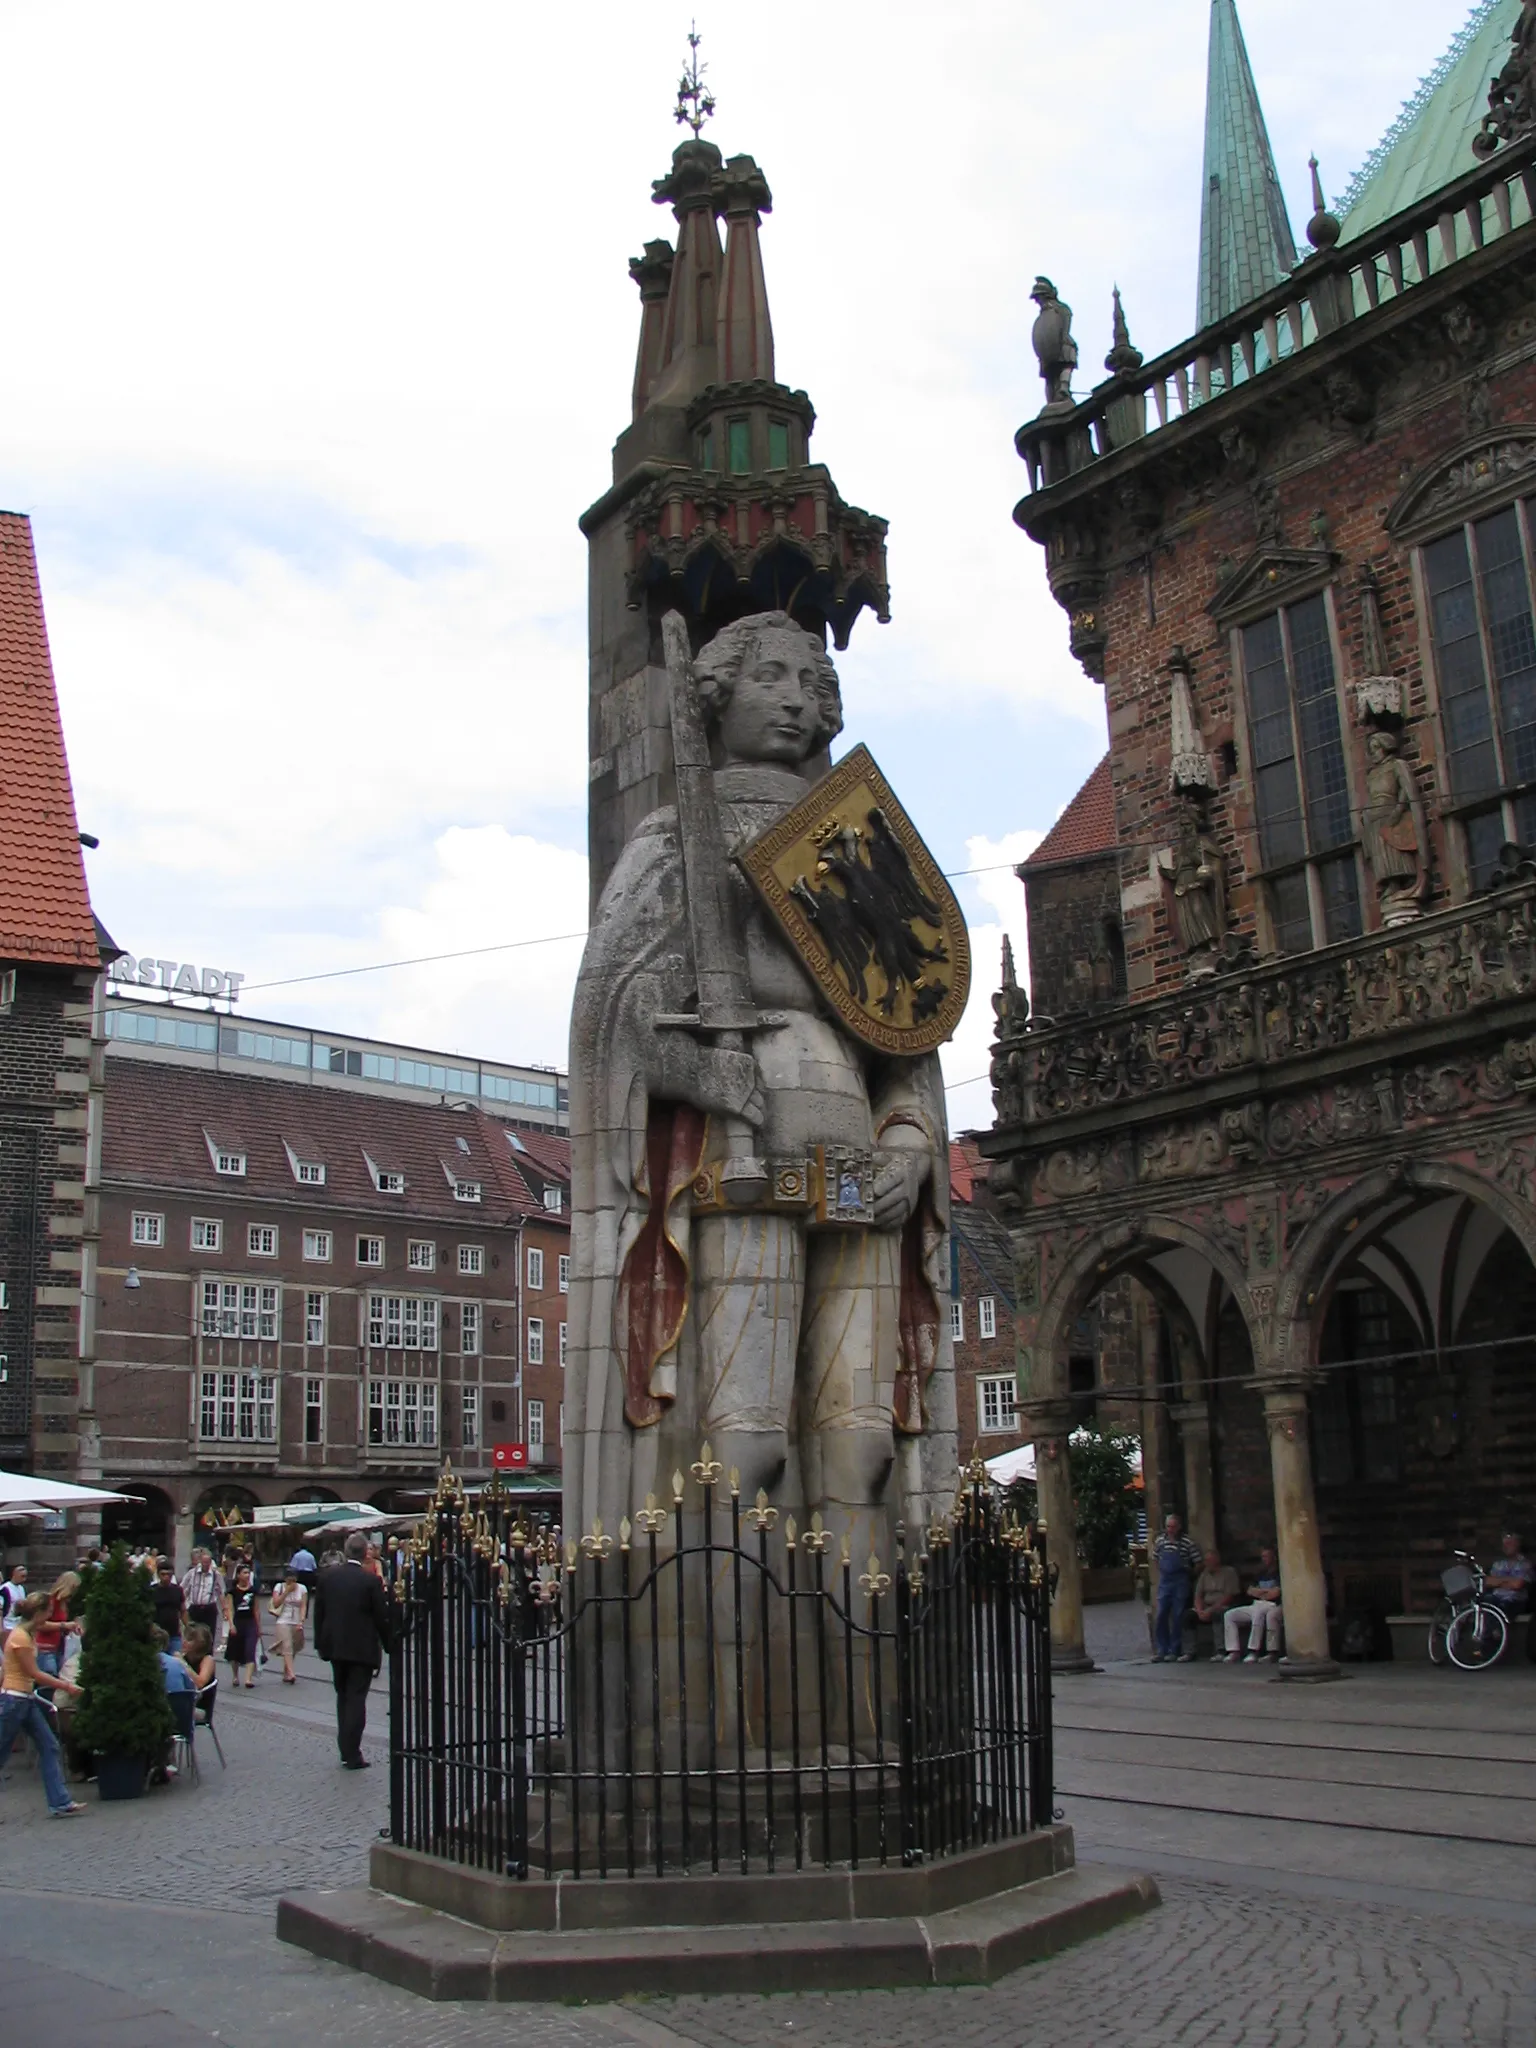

{"left": 579, "top": 132, "right": 891, "bottom": 911}
{"left": 1261, "top": 1381, "right": 1336, "bottom": 1676}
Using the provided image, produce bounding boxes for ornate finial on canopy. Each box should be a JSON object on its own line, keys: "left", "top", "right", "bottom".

{"left": 675, "top": 21, "right": 716, "bottom": 138}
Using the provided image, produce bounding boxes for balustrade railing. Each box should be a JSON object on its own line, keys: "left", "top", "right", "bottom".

{"left": 1016, "top": 139, "right": 1536, "bottom": 496}
{"left": 992, "top": 883, "right": 1536, "bottom": 1130}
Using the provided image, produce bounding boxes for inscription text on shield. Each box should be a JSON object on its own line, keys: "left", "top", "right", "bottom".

{"left": 740, "top": 745, "right": 971, "bottom": 1055}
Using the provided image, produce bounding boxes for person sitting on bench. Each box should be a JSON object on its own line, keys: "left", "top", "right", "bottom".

{"left": 1224, "top": 1549, "right": 1283, "bottom": 1662}
{"left": 1486, "top": 1533, "right": 1532, "bottom": 1618}
{"left": 1193, "top": 1548, "right": 1241, "bottom": 1660}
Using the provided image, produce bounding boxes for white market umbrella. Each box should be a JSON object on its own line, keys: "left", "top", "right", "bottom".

{"left": 0, "top": 1468, "right": 138, "bottom": 1509}
{"left": 984, "top": 1434, "right": 1144, "bottom": 1491}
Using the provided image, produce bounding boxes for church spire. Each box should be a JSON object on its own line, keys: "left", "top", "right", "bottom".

{"left": 1197, "top": 0, "right": 1298, "bottom": 330}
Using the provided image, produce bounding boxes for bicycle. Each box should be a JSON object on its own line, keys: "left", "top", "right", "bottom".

{"left": 1428, "top": 1551, "right": 1509, "bottom": 1670}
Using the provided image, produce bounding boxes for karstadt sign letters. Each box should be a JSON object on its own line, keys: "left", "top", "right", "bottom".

{"left": 109, "top": 954, "right": 246, "bottom": 1001}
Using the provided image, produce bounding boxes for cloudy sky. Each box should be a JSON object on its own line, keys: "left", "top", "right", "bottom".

{"left": 1, "top": 0, "right": 1490, "bottom": 1130}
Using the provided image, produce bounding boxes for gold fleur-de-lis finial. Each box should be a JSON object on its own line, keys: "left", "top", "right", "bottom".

{"left": 746, "top": 1488, "right": 778, "bottom": 1534}
{"left": 859, "top": 1551, "right": 891, "bottom": 1599}
{"left": 691, "top": 1440, "right": 724, "bottom": 1486}
{"left": 674, "top": 21, "right": 715, "bottom": 138}
{"left": 635, "top": 1492, "right": 667, "bottom": 1536}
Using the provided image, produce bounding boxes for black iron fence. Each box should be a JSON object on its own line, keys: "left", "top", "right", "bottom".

{"left": 388, "top": 1453, "right": 1053, "bottom": 1881}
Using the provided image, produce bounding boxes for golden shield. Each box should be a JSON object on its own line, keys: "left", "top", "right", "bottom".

{"left": 739, "top": 744, "right": 971, "bottom": 1055}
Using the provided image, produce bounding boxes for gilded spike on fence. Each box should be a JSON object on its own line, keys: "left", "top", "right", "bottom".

{"left": 619, "top": 1516, "right": 632, "bottom": 1550}
{"left": 729, "top": 1466, "right": 740, "bottom": 1496}
{"left": 785, "top": 1513, "right": 798, "bottom": 1548}
{"left": 672, "top": 1469, "right": 686, "bottom": 1504}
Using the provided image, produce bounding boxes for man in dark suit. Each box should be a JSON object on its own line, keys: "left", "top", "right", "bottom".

{"left": 311, "top": 1530, "right": 392, "bottom": 1769}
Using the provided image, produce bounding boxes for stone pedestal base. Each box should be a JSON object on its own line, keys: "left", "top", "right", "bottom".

{"left": 1050, "top": 1649, "right": 1098, "bottom": 1674}
{"left": 276, "top": 1827, "right": 1157, "bottom": 1998}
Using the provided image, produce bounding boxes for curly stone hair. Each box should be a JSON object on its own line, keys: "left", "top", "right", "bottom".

{"left": 691, "top": 610, "right": 843, "bottom": 746}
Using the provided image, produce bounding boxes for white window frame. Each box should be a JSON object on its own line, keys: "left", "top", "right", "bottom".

{"left": 527, "top": 1397, "right": 545, "bottom": 1455}
{"left": 131, "top": 1211, "right": 164, "bottom": 1247}
{"left": 559, "top": 1320, "right": 567, "bottom": 1368}
{"left": 543, "top": 1187, "right": 563, "bottom": 1213}
{"left": 198, "top": 1368, "right": 277, "bottom": 1442}
{"left": 305, "top": 1290, "right": 326, "bottom": 1345}
{"left": 366, "top": 1293, "right": 439, "bottom": 1352}
{"left": 527, "top": 1316, "right": 544, "bottom": 1366}
{"left": 453, "top": 1179, "right": 482, "bottom": 1205}
{"left": 366, "top": 1377, "right": 438, "bottom": 1449}
{"left": 950, "top": 1299, "right": 964, "bottom": 1343}
{"left": 190, "top": 1217, "right": 222, "bottom": 1252}
{"left": 407, "top": 1239, "right": 437, "bottom": 1272}
{"left": 248, "top": 1223, "right": 278, "bottom": 1258}
{"left": 977, "top": 1373, "right": 1018, "bottom": 1436}
{"left": 979, "top": 1296, "right": 997, "bottom": 1341}
{"left": 302, "top": 1229, "right": 332, "bottom": 1263}
{"left": 357, "top": 1235, "right": 385, "bottom": 1268}
{"left": 527, "top": 1247, "right": 544, "bottom": 1291}
{"left": 215, "top": 1150, "right": 246, "bottom": 1178}
{"left": 458, "top": 1245, "right": 484, "bottom": 1276}
{"left": 296, "top": 1161, "right": 325, "bottom": 1185}
{"left": 304, "top": 1375, "right": 324, "bottom": 1444}
{"left": 461, "top": 1384, "right": 480, "bottom": 1451}
{"left": 461, "top": 1301, "right": 482, "bottom": 1355}
{"left": 558, "top": 1254, "right": 570, "bottom": 1294}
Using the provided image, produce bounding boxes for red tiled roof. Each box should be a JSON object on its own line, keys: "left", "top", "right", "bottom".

{"left": 103, "top": 1062, "right": 552, "bottom": 1225}
{"left": 1021, "top": 754, "right": 1115, "bottom": 869}
{"left": 0, "top": 514, "right": 98, "bottom": 966}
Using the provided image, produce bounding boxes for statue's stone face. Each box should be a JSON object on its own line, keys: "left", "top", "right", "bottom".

{"left": 717, "top": 629, "right": 826, "bottom": 766}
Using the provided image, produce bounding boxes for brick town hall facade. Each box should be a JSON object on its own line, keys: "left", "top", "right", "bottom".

{"left": 987, "top": 0, "right": 1536, "bottom": 1672}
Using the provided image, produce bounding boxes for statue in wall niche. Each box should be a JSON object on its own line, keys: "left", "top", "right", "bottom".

{"left": 566, "top": 609, "right": 961, "bottom": 1571}
{"left": 1360, "top": 727, "right": 1430, "bottom": 925}
{"left": 1158, "top": 796, "right": 1227, "bottom": 978}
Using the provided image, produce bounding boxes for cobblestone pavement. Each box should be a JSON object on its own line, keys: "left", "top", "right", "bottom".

{"left": 4, "top": 1654, "right": 1533, "bottom": 2047}
{"left": 646, "top": 1881, "right": 1536, "bottom": 2047}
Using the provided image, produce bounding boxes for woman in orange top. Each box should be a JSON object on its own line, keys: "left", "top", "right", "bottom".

{"left": 0, "top": 1593, "right": 85, "bottom": 1816}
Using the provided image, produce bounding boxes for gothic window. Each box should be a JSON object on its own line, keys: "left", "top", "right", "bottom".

{"left": 1422, "top": 499, "right": 1536, "bottom": 888}
{"left": 1239, "top": 592, "right": 1361, "bottom": 953}
{"left": 767, "top": 419, "right": 790, "bottom": 471}
{"left": 727, "top": 418, "right": 751, "bottom": 474}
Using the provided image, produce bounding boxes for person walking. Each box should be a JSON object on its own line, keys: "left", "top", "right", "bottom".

{"left": 149, "top": 1563, "right": 186, "bottom": 1653}
{"left": 180, "top": 1549, "right": 223, "bottom": 1642}
{"left": 223, "top": 1563, "right": 261, "bottom": 1687}
{"left": 0, "top": 1562, "right": 28, "bottom": 1638}
{"left": 1151, "top": 1513, "right": 1204, "bottom": 1663}
{"left": 312, "top": 1532, "right": 392, "bottom": 1769}
{"left": 31, "top": 1572, "right": 80, "bottom": 1677}
{"left": 0, "top": 1593, "right": 85, "bottom": 1816}
{"left": 269, "top": 1571, "right": 308, "bottom": 1685}
{"left": 287, "top": 1544, "right": 318, "bottom": 1594}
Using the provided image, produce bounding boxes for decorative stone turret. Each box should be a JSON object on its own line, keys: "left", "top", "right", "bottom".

{"left": 581, "top": 125, "right": 890, "bottom": 906}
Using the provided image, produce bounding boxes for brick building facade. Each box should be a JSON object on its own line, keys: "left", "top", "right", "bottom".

{"left": 0, "top": 512, "right": 107, "bottom": 1578}
{"left": 96, "top": 1060, "right": 570, "bottom": 1562}
{"left": 986, "top": 2, "right": 1536, "bottom": 1671}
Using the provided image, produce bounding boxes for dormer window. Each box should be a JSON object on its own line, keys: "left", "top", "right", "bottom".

{"left": 543, "top": 1186, "right": 563, "bottom": 1214}
{"left": 727, "top": 418, "right": 751, "bottom": 474}
{"left": 284, "top": 1143, "right": 325, "bottom": 1187}
{"left": 204, "top": 1132, "right": 247, "bottom": 1177}
{"left": 767, "top": 420, "right": 790, "bottom": 471}
{"left": 454, "top": 1179, "right": 482, "bottom": 1205}
{"left": 364, "top": 1151, "right": 405, "bottom": 1194}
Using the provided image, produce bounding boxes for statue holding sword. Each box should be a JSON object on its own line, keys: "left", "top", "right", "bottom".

{"left": 566, "top": 609, "right": 959, "bottom": 1559}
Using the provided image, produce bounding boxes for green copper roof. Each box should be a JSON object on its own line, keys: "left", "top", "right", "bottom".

{"left": 1337, "top": 0, "right": 1520, "bottom": 241}
{"left": 1197, "top": 0, "right": 1299, "bottom": 330}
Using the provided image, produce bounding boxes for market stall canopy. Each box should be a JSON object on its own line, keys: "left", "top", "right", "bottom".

{"left": 251, "top": 1502, "right": 376, "bottom": 1528}
{"left": 0, "top": 1469, "right": 138, "bottom": 1509}
{"left": 984, "top": 1436, "right": 1144, "bottom": 1490}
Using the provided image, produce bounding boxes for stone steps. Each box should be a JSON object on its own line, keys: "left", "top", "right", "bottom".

{"left": 276, "top": 1862, "right": 1158, "bottom": 1999}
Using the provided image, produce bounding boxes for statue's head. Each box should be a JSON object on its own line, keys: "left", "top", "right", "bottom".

{"left": 693, "top": 610, "right": 843, "bottom": 767}
{"left": 1030, "top": 276, "right": 1058, "bottom": 306}
{"left": 1366, "top": 728, "right": 1398, "bottom": 761}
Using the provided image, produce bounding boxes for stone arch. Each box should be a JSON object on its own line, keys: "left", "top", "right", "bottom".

{"left": 1026, "top": 1210, "right": 1260, "bottom": 1401}
{"left": 1275, "top": 1156, "right": 1536, "bottom": 1373}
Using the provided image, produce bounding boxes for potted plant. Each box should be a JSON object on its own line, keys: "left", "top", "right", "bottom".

{"left": 71, "top": 1545, "right": 173, "bottom": 1799}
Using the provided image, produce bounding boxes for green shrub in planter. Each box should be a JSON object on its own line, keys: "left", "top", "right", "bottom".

{"left": 71, "top": 1545, "right": 173, "bottom": 1782}
{"left": 1069, "top": 1430, "right": 1140, "bottom": 1570}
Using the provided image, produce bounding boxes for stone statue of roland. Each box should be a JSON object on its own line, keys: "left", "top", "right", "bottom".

{"left": 566, "top": 612, "right": 956, "bottom": 1565}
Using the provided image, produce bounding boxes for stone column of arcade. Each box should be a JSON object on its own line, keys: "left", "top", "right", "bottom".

{"left": 1020, "top": 1396, "right": 1094, "bottom": 1673}
{"left": 1261, "top": 1379, "right": 1338, "bottom": 1678}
